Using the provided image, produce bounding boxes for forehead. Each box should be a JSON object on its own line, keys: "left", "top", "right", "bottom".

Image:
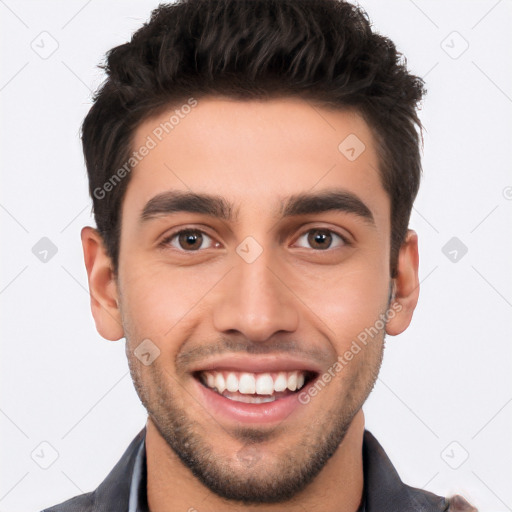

{"left": 124, "top": 96, "right": 388, "bottom": 225}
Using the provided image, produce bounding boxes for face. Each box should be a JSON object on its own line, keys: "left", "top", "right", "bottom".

{"left": 82, "top": 96, "right": 419, "bottom": 504}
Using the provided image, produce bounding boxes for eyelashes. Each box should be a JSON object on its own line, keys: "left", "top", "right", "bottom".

{"left": 293, "top": 228, "right": 349, "bottom": 251}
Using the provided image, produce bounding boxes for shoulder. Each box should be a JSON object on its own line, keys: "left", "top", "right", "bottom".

{"left": 40, "top": 426, "right": 146, "bottom": 512}
{"left": 362, "top": 430, "right": 477, "bottom": 511}
{"left": 402, "top": 483, "right": 478, "bottom": 512}
{"left": 40, "top": 491, "right": 95, "bottom": 512}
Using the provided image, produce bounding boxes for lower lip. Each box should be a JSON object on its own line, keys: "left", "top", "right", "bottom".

{"left": 194, "top": 378, "right": 309, "bottom": 424}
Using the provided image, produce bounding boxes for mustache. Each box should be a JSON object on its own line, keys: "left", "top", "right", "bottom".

{"left": 176, "top": 337, "right": 335, "bottom": 371}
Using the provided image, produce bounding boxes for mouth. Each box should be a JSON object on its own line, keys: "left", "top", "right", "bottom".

{"left": 189, "top": 355, "right": 323, "bottom": 424}
{"left": 194, "top": 369, "right": 317, "bottom": 404}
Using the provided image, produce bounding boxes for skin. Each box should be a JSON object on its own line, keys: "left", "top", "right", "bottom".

{"left": 81, "top": 97, "right": 419, "bottom": 512}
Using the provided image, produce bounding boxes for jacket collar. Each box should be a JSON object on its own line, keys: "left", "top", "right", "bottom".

{"left": 93, "top": 427, "right": 146, "bottom": 512}
{"left": 363, "top": 430, "right": 448, "bottom": 511}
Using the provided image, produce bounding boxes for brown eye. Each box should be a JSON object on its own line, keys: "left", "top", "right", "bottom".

{"left": 164, "top": 229, "right": 217, "bottom": 251}
{"left": 178, "top": 231, "right": 203, "bottom": 250}
{"left": 295, "top": 229, "right": 347, "bottom": 250}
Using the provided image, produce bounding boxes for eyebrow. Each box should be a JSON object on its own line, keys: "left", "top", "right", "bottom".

{"left": 140, "top": 189, "right": 375, "bottom": 226}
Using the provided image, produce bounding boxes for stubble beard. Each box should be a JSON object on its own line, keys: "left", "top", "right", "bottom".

{"left": 125, "top": 330, "right": 384, "bottom": 504}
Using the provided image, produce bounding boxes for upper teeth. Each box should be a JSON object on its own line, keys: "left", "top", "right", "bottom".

{"left": 201, "top": 370, "right": 307, "bottom": 395}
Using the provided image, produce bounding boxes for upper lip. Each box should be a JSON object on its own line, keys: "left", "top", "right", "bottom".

{"left": 189, "top": 354, "right": 323, "bottom": 375}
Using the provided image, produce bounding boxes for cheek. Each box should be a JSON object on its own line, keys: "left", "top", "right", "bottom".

{"left": 119, "top": 261, "right": 222, "bottom": 340}
{"left": 294, "top": 263, "right": 389, "bottom": 345}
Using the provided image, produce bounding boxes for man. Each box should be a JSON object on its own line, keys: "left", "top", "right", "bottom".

{"left": 43, "top": 0, "right": 476, "bottom": 510}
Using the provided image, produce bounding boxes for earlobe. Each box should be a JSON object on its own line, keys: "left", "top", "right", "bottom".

{"left": 81, "top": 226, "right": 124, "bottom": 341}
{"left": 385, "top": 229, "right": 420, "bottom": 336}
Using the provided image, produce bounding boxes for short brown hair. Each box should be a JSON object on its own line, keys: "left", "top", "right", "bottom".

{"left": 82, "top": 0, "right": 426, "bottom": 277}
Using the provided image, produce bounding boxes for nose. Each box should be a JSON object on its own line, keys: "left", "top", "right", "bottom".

{"left": 212, "top": 249, "right": 300, "bottom": 343}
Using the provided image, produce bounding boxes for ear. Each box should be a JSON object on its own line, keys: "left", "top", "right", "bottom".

{"left": 385, "top": 229, "right": 420, "bottom": 336}
{"left": 81, "top": 226, "right": 124, "bottom": 341}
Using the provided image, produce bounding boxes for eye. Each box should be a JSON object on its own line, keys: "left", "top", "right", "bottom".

{"left": 161, "top": 229, "right": 220, "bottom": 252}
{"left": 293, "top": 228, "right": 349, "bottom": 251}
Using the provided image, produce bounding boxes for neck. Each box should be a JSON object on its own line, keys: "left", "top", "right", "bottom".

{"left": 146, "top": 410, "right": 365, "bottom": 512}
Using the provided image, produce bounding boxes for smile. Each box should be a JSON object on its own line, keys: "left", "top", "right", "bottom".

{"left": 190, "top": 355, "right": 322, "bottom": 423}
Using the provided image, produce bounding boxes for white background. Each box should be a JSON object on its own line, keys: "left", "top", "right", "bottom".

{"left": 0, "top": 1, "right": 511, "bottom": 511}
